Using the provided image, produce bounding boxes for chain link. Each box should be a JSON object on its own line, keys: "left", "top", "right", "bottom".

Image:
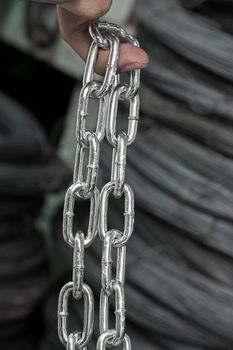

{"left": 97, "top": 331, "right": 131, "bottom": 350}
{"left": 83, "top": 35, "right": 120, "bottom": 98}
{"left": 73, "top": 133, "right": 100, "bottom": 197}
{"left": 90, "top": 22, "right": 141, "bottom": 100}
{"left": 76, "top": 81, "right": 107, "bottom": 145}
{"left": 111, "top": 132, "right": 128, "bottom": 198}
{"left": 101, "top": 229, "right": 126, "bottom": 295}
{"left": 106, "top": 84, "right": 140, "bottom": 147}
{"left": 58, "top": 20, "right": 140, "bottom": 350}
{"left": 58, "top": 282, "right": 94, "bottom": 348}
{"left": 99, "top": 280, "right": 126, "bottom": 346}
{"left": 63, "top": 183, "right": 99, "bottom": 248}
{"left": 72, "top": 232, "right": 85, "bottom": 299}
{"left": 99, "top": 182, "right": 135, "bottom": 247}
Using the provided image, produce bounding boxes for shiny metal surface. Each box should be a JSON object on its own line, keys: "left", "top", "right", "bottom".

{"left": 96, "top": 331, "right": 132, "bottom": 350}
{"left": 58, "top": 20, "right": 141, "bottom": 350}
{"left": 58, "top": 282, "right": 94, "bottom": 348}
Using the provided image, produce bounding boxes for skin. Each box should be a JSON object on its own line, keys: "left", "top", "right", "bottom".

{"left": 34, "top": 0, "right": 149, "bottom": 74}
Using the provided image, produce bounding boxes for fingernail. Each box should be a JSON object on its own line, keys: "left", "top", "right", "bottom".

{"left": 121, "top": 61, "right": 148, "bottom": 72}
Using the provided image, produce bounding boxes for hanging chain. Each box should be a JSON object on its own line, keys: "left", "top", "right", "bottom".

{"left": 58, "top": 21, "right": 140, "bottom": 350}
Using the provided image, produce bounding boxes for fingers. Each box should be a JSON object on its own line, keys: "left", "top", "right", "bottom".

{"left": 57, "top": 0, "right": 149, "bottom": 74}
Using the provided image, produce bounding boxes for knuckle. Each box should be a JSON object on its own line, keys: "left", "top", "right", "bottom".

{"left": 73, "top": 0, "right": 112, "bottom": 20}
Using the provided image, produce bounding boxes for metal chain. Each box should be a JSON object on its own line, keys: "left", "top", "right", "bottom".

{"left": 58, "top": 21, "right": 140, "bottom": 350}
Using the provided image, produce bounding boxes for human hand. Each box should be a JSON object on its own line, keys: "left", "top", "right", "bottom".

{"left": 34, "top": 0, "right": 149, "bottom": 74}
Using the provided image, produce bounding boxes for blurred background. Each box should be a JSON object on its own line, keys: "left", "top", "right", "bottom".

{"left": 1, "top": 0, "right": 233, "bottom": 349}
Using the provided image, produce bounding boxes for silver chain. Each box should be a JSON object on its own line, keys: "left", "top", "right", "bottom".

{"left": 58, "top": 21, "right": 140, "bottom": 350}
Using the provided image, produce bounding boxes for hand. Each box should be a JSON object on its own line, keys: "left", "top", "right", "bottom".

{"left": 34, "top": 0, "right": 149, "bottom": 74}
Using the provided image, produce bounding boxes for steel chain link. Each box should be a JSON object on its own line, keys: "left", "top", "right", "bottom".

{"left": 58, "top": 21, "right": 140, "bottom": 350}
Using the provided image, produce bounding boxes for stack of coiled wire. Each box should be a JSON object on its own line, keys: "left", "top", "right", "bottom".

{"left": 41, "top": 0, "right": 233, "bottom": 349}
{"left": 0, "top": 93, "right": 70, "bottom": 349}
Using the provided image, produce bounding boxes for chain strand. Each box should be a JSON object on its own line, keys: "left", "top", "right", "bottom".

{"left": 58, "top": 20, "right": 140, "bottom": 350}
